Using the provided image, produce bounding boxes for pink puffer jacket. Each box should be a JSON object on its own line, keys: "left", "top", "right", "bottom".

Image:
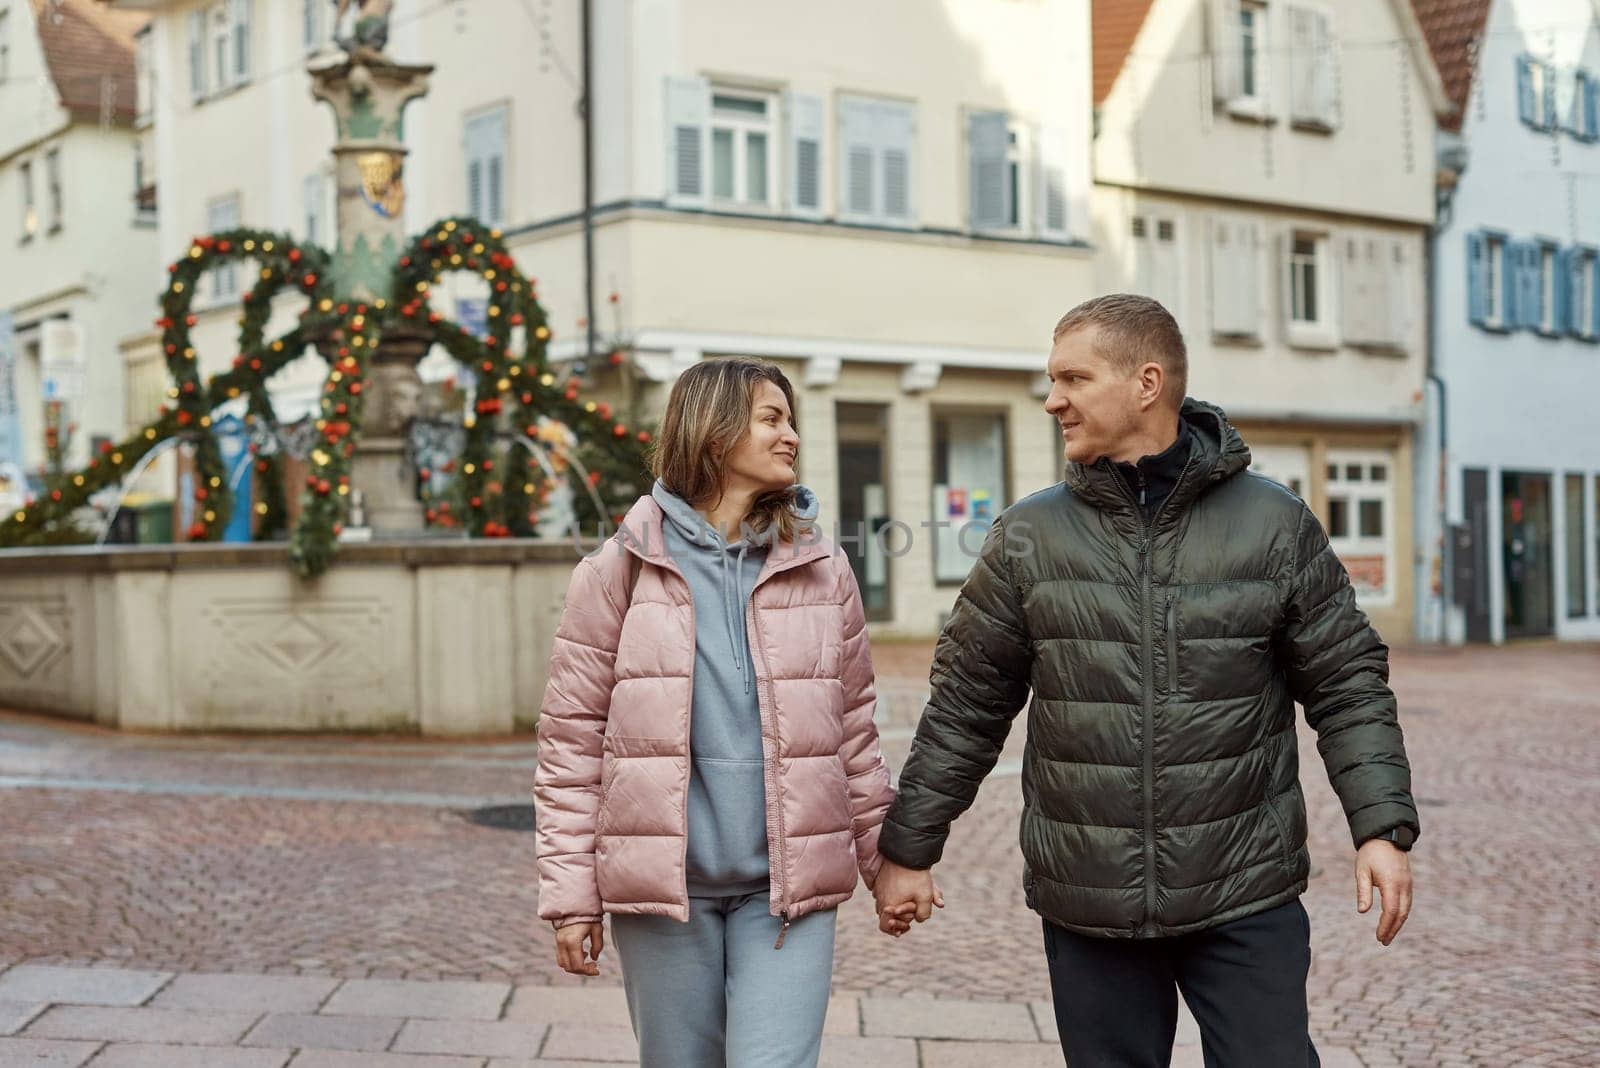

{"left": 534, "top": 493, "right": 894, "bottom": 929}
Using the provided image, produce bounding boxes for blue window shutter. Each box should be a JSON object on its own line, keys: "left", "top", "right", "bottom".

{"left": 1592, "top": 253, "right": 1600, "bottom": 339}
{"left": 1517, "top": 57, "right": 1535, "bottom": 125}
{"left": 1554, "top": 248, "right": 1571, "bottom": 334}
{"left": 1588, "top": 75, "right": 1600, "bottom": 140}
{"left": 1542, "top": 63, "right": 1557, "bottom": 130}
{"left": 1505, "top": 241, "right": 1526, "bottom": 328}
{"left": 1519, "top": 243, "right": 1539, "bottom": 330}
{"left": 1467, "top": 232, "right": 1487, "bottom": 326}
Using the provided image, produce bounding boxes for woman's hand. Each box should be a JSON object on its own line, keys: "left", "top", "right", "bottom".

{"left": 554, "top": 921, "right": 605, "bottom": 976}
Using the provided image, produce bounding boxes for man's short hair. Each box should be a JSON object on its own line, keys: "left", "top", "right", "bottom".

{"left": 1053, "top": 294, "right": 1188, "bottom": 406}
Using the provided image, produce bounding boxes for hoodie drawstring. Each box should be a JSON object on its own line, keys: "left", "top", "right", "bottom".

{"left": 724, "top": 538, "right": 752, "bottom": 694}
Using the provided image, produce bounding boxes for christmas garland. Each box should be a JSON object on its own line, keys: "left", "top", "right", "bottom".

{"left": 392, "top": 218, "right": 651, "bottom": 539}
{"left": 0, "top": 220, "right": 652, "bottom": 576}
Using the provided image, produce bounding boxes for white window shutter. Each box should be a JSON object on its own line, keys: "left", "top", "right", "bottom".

{"left": 1209, "top": 0, "right": 1243, "bottom": 103}
{"left": 1035, "top": 126, "right": 1070, "bottom": 241}
{"left": 1386, "top": 237, "right": 1413, "bottom": 350}
{"left": 1289, "top": 7, "right": 1317, "bottom": 123}
{"left": 1314, "top": 11, "right": 1339, "bottom": 127}
{"left": 1211, "top": 217, "right": 1257, "bottom": 337}
{"left": 1208, "top": 217, "right": 1232, "bottom": 335}
{"left": 664, "top": 76, "right": 710, "bottom": 207}
{"left": 1278, "top": 229, "right": 1296, "bottom": 335}
{"left": 1340, "top": 234, "right": 1367, "bottom": 342}
{"left": 188, "top": 12, "right": 206, "bottom": 100}
{"left": 1150, "top": 219, "right": 1180, "bottom": 315}
{"left": 968, "top": 110, "right": 1009, "bottom": 232}
{"left": 1247, "top": 221, "right": 1268, "bottom": 337}
{"left": 785, "top": 92, "right": 824, "bottom": 218}
{"left": 838, "top": 98, "right": 876, "bottom": 221}
{"left": 879, "top": 103, "right": 914, "bottom": 224}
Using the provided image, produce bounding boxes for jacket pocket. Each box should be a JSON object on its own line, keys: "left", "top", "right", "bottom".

{"left": 1264, "top": 797, "right": 1294, "bottom": 878}
{"left": 1165, "top": 591, "right": 1179, "bottom": 697}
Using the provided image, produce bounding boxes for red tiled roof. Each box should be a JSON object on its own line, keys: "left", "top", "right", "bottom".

{"left": 1093, "top": 0, "right": 1159, "bottom": 107}
{"left": 1410, "top": 0, "right": 1494, "bottom": 132}
{"left": 29, "top": 0, "right": 149, "bottom": 127}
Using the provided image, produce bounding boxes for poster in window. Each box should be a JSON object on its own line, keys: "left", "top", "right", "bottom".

{"left": 947, "top": 487, "right": 967, "bottom": 518}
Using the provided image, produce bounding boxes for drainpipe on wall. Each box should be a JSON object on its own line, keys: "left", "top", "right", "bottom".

{"left": 1428, "top": 132, "right": 1468, "bottom": 642}
{"left": 580, "top": 0, "right": 597, "bottom": 371}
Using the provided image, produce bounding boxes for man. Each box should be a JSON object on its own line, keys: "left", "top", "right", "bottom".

{"left": 874, "top": 295, "right": 1417, "bottom": 1067}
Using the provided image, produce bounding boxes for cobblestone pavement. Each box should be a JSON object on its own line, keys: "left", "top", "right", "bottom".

{"left": 0, "top": 643, "right": 1596, "bottom": 1066}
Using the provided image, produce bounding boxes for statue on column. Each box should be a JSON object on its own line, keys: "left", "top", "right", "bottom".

{"left": 335, "top": 0, "right": 393, "bottom": 58}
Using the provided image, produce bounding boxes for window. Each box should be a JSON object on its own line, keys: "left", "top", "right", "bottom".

{"left": 45, "top": 149, "right": 62, "bottom": 233}
{"left": 1563, "top": 70, "right": 1599, "bottom": 141}
{"left": 1240, "top": 2, "right": 1265, "bottom": 101}
{"left": 1289, "top": 235, "right": 1318, "bottom": 324}
{"left": 1289, "top": 5, "right": 1338, "bottom": 129}
{"left": 932, "top": 412, "right": 1007, "bottom": 584}
{"left": 230, "top": 0, "right": 251, "bottom": 83}
{"left": 304, "top": 171, "right": 334, "bottom": 247}
{"left": 1325, "top": 452, "right": 1392, "bottom": 601}
{"left": 1283, "top": 230, "right": 1336, "bottom": 346}
{"left": 20, "top": 160, "right": 36, "bottom": 241}
{"left": 135, "top": 28, "right": 154, "bottom": 125}
{"left": 210, "top": 5, "right": 231, "bottom": 93}
{"left": 303, "top": 0, "right": 333, "bottom": 55}
{"left": 187, "top": 11, "right": 207, "bottom": 101}
{"left": 1468, "top": 231, "right": 1511, "bottom": 330}
{"left": 1209, "top": 215, "right": 1264, "bottom": 339}
{"left": 133, "top": 142, "right": 156, "bottom": 223}
{"left": 839, "top": 95, "right": 915, "bottom": 227}
{"left": 1539, "top": 244, "right": 1558, "bottom": 334}
{"left": 1565, "top": 474, "right": 1587, "bottom": 618}
{"left": 206, "top": 194, "right": 241, "bottom": 300}
{"left": 195, "top": 1, "right": 249, "bottom": 98}
{"left": 968, "top": 110, "right": 1069, "bottom": 240}
{"left": 1519, "top": 55, "right": 1556, "bottom": 130}
{"left": 1569, "top": 247, "right": 1599, "bottom": 341}
{"left": 708, "top": 90, "right": 775, "bottom": 208}
{"left": 1131, "top": 214, "right": 1182, "bottom": 316}
{"left": 464, "top": 105, "right": 509, "bottom": 227}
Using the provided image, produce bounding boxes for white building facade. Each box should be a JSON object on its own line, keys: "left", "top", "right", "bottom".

{"left": 118, "top": 0, "right": 1097, "bottom": 635}
{"left": 1416, "top": 0, "right": 1600, "bottom": 643}
{"left": 1091, "top": 0, "right": 1451, "bottom": 642}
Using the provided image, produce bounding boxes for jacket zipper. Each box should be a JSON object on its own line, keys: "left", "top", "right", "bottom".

{"left": 743, "top": 549, "right": 828, "bottom": 949}
{"left": 1103, "top": 455, "right": 1195, "bottom": 934}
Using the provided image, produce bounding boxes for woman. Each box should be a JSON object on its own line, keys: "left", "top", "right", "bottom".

{"left": 534, "top": 358, "right": 899, "bottom": 1068}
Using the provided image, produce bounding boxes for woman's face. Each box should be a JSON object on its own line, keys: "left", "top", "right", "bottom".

{"left": 721, "top": 379, "right": 799, "bottom": 495}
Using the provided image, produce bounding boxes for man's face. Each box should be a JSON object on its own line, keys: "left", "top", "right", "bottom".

{"left": 1042, "top": 326, "right": 1145, "bottom": 466}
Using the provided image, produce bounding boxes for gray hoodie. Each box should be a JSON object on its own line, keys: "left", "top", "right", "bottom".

{"left": 650, "top": 479, "right": 821, "bottom": 897}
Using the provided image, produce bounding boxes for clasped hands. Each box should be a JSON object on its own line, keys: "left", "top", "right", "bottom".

{"left": 872, "top": 859, "right": 945, "bottom": 937}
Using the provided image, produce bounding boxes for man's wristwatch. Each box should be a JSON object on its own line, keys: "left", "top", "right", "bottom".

{"left": 1371, "top": 826, "right": 1415, "bottom": 851}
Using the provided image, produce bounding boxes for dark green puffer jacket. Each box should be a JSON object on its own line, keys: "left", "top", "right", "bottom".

{"left": 879, "top": 399, "right": 1419, "bottom": 938}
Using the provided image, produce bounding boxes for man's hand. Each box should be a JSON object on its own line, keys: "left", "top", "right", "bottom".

{"left": 873, "top": 859, "right": 945, "bottom": 937}
{"left": 554, "top": 921, "right": 604, "bottom": 976}
{"left": 1355, "top": 839, "right": 1413, "bottom": 946}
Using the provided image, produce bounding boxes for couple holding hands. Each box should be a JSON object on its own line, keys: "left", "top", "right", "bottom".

{"left": 535, "top": 295, "right": 1418, "bottom": 1068}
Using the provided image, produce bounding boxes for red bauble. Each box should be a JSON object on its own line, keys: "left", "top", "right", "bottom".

{"left": 469, "top": 496, "right": 482, "bottom": 508}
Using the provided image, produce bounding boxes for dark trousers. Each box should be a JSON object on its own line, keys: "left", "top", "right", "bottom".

{"left": 1043, "top": 899, "right": 1320, "bottom": 1068}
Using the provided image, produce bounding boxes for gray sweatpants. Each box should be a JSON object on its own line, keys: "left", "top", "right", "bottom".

{"left": 610, "top": 894, "right": 837, "bottom": 1068}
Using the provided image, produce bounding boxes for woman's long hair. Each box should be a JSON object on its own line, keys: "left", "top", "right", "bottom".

{"left": 648, "top": 358, "right": 804, "bottom": 544}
